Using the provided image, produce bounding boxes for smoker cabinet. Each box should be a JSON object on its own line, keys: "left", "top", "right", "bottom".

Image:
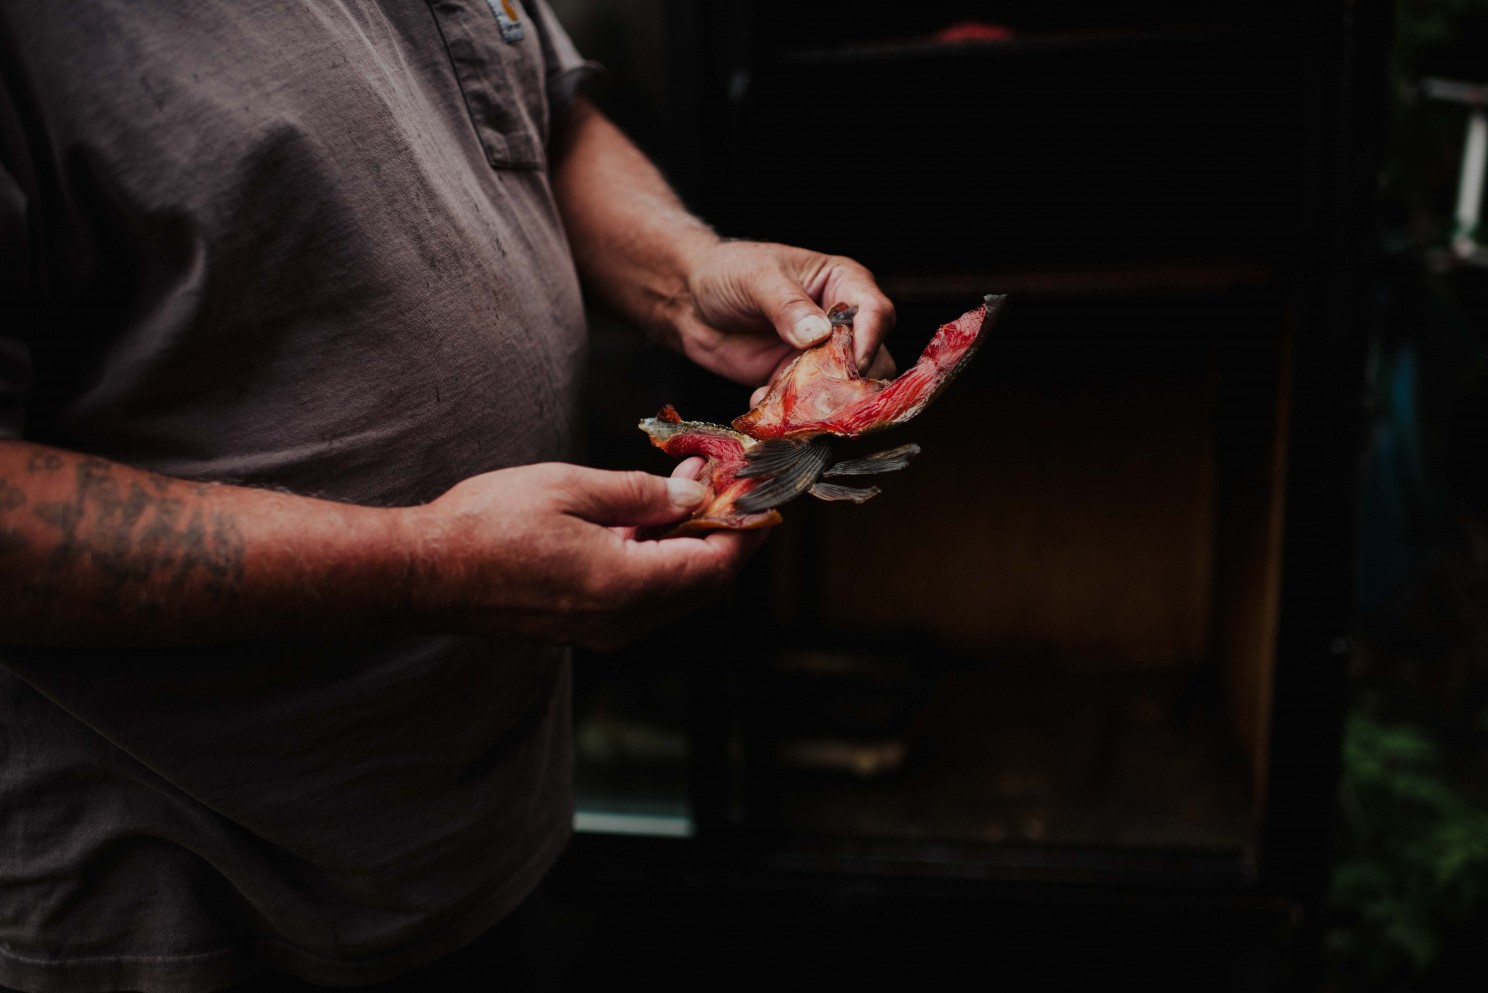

{"left": 558, "top": 2, "right": 1382, "bottom": 988}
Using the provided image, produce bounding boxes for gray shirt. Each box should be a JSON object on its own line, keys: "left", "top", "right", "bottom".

{"left": 0, "top": 2, "right": 593, "bottom": 990}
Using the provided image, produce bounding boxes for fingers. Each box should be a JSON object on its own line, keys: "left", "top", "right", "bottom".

{"left": 703, "top": 522, "right": 770, "bottom": 563}
{"left": 431, "top": 462, "right": 766, "bottom": 650}
{"left": 762, "top": 252, "right": 894, "bottom": 363}
{"left": 746, "top": 264, "right": 833, "bottom": 349}
{"left": 680, "top": 242, "right": 899, "bottom": 386}
{"left": 864, "top": 345, "right": 897, "bottom": 381}
{"left": 669, "top": 456, "right": 706, "bottom": 481}
{"left": 822, "top": 263, "right": 896, "bottom": 372}
{"left": 604, "top": 460, "right": 701, "bottom": 538}
{"left": 622, "top": 524, "right": 763, "bottom": 600}
{"left": 558, "top": 466, "right": 705, "bottom": 528}
{"left": 852, "top": 296, "right": 897, "bottom": 372}
{"left": 577, "top": 526, "right": 763, "bottom": 651}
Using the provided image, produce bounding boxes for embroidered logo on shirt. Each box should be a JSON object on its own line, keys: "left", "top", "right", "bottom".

{"left": 486, "top": 0, "right": 526, "bottom": 43}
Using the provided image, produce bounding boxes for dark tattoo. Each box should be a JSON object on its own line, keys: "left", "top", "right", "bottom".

{"left": 26, "top": 451, "right": 64, "bottom": 472}
{"left": 26, "top": 458, "right": 245, "bottom": 611}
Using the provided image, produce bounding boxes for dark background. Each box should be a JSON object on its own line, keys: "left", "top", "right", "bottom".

{"left": 544, "top": 2, "right": 1488, "bottom": 989}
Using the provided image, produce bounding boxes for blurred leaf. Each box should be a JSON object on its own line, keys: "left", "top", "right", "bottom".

{"left": 1329, "top": 713, "right": 1488, "bottom": 980}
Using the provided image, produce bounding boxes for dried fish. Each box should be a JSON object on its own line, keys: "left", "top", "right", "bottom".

{"left": 639, "top": 294, "right": 1003, "bottom": 535}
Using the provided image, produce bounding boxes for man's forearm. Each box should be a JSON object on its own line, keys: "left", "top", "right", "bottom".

{"left": 0, "top": 440, "right": 415, "bottom": 646}
{"left": 550, "top": 97, "right": 719, "bottom": 348}
{"left": 0, "top": 440, "right": 757, "bottom": 652}
{"left": 549, "top": 99, "right": 895, "bottom": 389}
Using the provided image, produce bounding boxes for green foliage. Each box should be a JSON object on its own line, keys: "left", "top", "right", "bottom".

{"left": 1327, "top": 712, "right": 1488, "bottom": 982}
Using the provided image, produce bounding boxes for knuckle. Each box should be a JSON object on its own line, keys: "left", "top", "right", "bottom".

{"left": 528, "top": 461, "right": 571, "bottom": 491}
{"left": 833, "top": 254, "right": 873, "bottom": 280}
{"left": 618, "top": 470, "right": 660, "bottom": 508}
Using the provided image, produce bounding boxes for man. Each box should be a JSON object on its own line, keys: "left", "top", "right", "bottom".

{"left": 0, "top": 2, "right": 894, "bottom": 990}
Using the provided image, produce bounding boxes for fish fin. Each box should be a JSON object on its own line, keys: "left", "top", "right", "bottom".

{"left": 823, "top": 443, "right": 922, "bottom": 477}
{"left": 808, "top": 482, "right": 881, "bottom": 503}
{"left": 737, "top": 439, "right": 815, "bottom": 478}
{"left": 733, "top": 438, "right": 832, "bottom": 513}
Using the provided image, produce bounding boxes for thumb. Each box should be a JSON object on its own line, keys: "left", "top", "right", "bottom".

{"left": 561, "top": 468, "right": 706, "bottom": 527}
{"left": 750, "top": 266, "right": 832, "bottom": 349}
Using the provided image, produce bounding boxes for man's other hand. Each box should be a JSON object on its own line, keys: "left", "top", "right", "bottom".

{"left": 550, "top": 101, "right": 895, "bottom": 402}
{"left": 677, "top": 241, "right": 897, "bottom": 403}
{"left": 408, "top": 462, "right": 763, "bottom": 651}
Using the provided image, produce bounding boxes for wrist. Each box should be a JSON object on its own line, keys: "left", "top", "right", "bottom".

{"left": 386, "top": 500, "right": 456, "bottom": 634}
{"left": 646, "top": 225, "right": 721, "bottom": 347}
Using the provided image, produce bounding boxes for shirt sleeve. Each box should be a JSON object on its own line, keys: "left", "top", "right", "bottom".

{"left": 522, "top": 0, "right": 601, "bottom": 112}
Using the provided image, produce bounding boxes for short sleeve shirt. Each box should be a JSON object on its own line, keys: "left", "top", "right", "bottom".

{"left": 0, "top": 3, "right": 595, "bottom": 990}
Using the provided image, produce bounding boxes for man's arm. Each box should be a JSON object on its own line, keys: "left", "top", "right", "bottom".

{"left": 0, "top": 438, "right": 746, "bottom": 650}
{"left": 549, "top": 97, "right": 897, "bottom": 398}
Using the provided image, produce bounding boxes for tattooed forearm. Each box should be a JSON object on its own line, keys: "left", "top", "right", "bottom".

{"left": 0, "top": 437, "right": 304, "bottom": 646}
{"left": 0, "top": 439, "right": 421, "bottom": 647}
{"left": 26, "top": 450, "right": 64, "bottom": 473}
{"left": 0, "top": 477, "right": 30, "bottom": 557}
{"left": 23, "top": 458, "right": 245, "bottom": 609}
{"left": 0, "top": 451, "right": 246, "bottom": 635}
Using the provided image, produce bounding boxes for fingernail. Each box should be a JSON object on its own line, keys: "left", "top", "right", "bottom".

{"left": 667, "top": 477, "right": 706, "bottom": 509}
{"left": 790, "top": 313, "right": 831, "bottom": 347}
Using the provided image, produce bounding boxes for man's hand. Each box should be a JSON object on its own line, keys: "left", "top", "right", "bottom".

{"left": 551, "top": 100, "right": 897, "bottom": 400}
{"left": 408, "top": 461, "right": 762, "bottom": 650}
{"left": 678, "top": 241, "right": 897, "bottom": 404}
{"left": 0, "top": 441, "right": 759, "bottom": 650}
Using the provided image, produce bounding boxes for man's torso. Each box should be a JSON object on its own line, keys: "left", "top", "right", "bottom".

{"left": 0, "top": 3, "right": 591, "bottom": 990}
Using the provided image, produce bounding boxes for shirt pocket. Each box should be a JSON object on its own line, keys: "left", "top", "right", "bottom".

{"left": 429, "top": 0, "right": 550, "bottom": 170}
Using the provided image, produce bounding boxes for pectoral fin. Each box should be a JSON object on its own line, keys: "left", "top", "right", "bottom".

{"left": 733, "top": 437, "right": 833, "bottom": 513}
{"left": 736, "top": 439, "right": 818, "bottom": 478}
